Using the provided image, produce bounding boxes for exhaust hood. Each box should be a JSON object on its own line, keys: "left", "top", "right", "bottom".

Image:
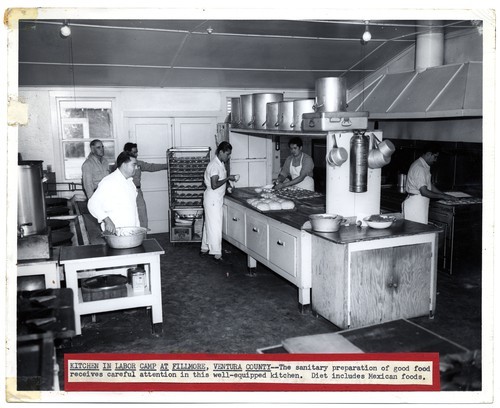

{"left": 348, "top": 61, "right": 482, "bottom": 119}
{"left": 348, "top": 21, "right": 482, "bottom": 120}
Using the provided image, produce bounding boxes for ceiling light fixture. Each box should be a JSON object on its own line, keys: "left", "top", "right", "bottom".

{"left": 60, "top": 21, "right": 71, "bottom": 38}
{"left": 362, "top": 21, "right": 371, "bottom": 42}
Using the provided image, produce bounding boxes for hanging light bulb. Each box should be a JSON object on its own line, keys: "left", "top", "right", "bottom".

{"left": 60, "top": 22, "right": 71, "bottom": 38}
{"left": 362, "top": 21, "right": 371, "bottom": 42}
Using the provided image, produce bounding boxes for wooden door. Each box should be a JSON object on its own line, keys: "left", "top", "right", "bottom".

{"left": 127, "top": 117, "right": 174, "bottom": 233}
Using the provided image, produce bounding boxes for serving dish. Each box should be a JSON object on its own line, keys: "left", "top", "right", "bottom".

{"left": 364, "top": 215, "right": 396, "bottom": 229}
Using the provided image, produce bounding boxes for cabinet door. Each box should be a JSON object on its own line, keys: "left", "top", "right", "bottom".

{"left": 350, "top": 243, "right": 431, "bottom": 328}
{"left": 226, "top": 205, "right": 245, "bottom": 245}
{"left": 229, "top": 160, "right": 268, "bottom": 187}
{"left": 174, "top": 117, "right": 218, "bottom": 153}
{"left": 269, "top": 226, "right": 296, "bottom": 277}
{"left": 248, "top": 135, "right": 267, "bottom": 159}
{"left": 246, "top": 213, "right": 268, "bottom": 259}
{"left": 389, "top": 243, "right": 432, "bottom": 320}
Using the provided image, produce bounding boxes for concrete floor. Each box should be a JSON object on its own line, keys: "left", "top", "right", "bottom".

{"left": 56, "top": 232, "right": 482, "bottom": 389}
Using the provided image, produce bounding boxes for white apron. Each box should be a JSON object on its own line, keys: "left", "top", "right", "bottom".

{"left": 290, "top": 154, "right": 315, "bottom": 191}
{"left": 201, "top": 172, "right": 226, "bottom": 256}
{"left": 403, "top": 194, "right": 430, "bottom": 224}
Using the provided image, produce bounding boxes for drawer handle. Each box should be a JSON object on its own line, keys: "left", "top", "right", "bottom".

{"left": 232, "top": 217, "right": 239, "bottom": 222}
{"left": 252, "top": 227, "right": 259, "bottom": 233}
{"left": 276, "top": 240, "right": 285, "bottom": 246}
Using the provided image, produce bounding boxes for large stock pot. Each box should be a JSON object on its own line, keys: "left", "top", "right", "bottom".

{"left": 291, "top": 99, "right": 315, "bottom": 130}
{"left": 277, "top": 101, "right": 294, "bottom": 131}
{"left": 240, "top": 94, "right": 254, "bottom": 128}
{"left": 18, "top": 161, "right": 47, "bottom": 236}
{"left": 314, "top": 77, "right": 347, "bottom": 112}
{"left": 252, "top": 93, "right": 283, "bottom": 129}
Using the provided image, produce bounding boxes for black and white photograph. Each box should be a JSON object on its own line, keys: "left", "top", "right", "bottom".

{"left": 2, "top": 2, "right": 497, "bottom": 406}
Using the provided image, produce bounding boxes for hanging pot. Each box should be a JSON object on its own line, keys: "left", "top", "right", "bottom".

{"left": 252, "top": 93, "right": 283, "bottom": 129}
{"left": 231, "top": 98, "right": 242, "bottom": 128}
{"left": 291, "top": 99, "right": 315, "bottom": 130}
{"left": 240, "top": 94, "right": 254, "bottom": 128}
{"left": 313, "top": 77, "right": 347, "bottom": 112}
{"left": 368, "top": 134, "right": 393, "bottom": 169}
{"left": 326, "top": 134, "right": 348, "bottom": 167}
{"left": 373, "top": 134, "right": 396, "bottom": 157}
{"left": 276, "top": 101, "right": 294, "bottom": 131}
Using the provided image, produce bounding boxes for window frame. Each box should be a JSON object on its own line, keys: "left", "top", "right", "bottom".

{"left": 55, "top": 97, "right": 117, "bottom": 182}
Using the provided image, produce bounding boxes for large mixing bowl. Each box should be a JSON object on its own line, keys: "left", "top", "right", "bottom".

{"left": 309, "top": 214, "right": 343, "bottom": 233}
{"left": 102, "top": 226, "right": 148, "bottom": 249}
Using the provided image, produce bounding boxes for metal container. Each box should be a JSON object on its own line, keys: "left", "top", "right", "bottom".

{"left": 81, "top": 274, "right": 128, "bottom": 302}
{"left": 349, "top": 134, "right": 369, "bottom": 193}
{"left": 398, "top": 174, "right": 407, "bottom": 193}
{"left": 102, "top": 227, "right": 148, "bottom": 249}
{"left": 276, "top": 101, "right": 294, "bottom": 131}
{"left": 309, "top": 214, "right": 343, "bottom": 232}
{"left": 128, "top": 267, "right": 147, "bottom": 291}
{"left": 240, "top": 94, "right": 254, "bottom": 128}
{"left": 266, "top": 102, "right": 280, "bottom": 130}
{"left": 291, "top": 98, "right": 315, "bottom": 130}
{"left": 18, "top": 161, "right": 47, "bottom": 237}
{"left": 230, "top": 98, "right": 242, "bottom": 128}
{"left": 252, "top": 93, "right": 283, "bottom": 129}
{"left": 314, "top": 77, "right": 347, "bottom": 112}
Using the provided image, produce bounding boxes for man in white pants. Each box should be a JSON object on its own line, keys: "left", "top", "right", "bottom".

{"left": 200, "top": 141, "right": 236, "bottom": 263}
{"left": 403, "top": 145, "right": 457, "bottom": 224}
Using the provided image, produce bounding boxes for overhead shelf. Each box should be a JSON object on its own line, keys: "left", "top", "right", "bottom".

{"left": 231, "top": 128, "right": 329, "bottom": 138}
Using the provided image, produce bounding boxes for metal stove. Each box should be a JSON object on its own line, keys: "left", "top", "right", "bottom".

{"left": 429, "top": 196, "right": 482, "bottom": 274}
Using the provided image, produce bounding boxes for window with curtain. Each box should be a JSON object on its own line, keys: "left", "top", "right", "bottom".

{"left": 57, "top": 99, "right": 116, "bottom": 181}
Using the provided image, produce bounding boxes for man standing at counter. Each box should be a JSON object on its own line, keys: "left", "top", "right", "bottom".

{"left": 403, "top": 145, "right": 457, "bottom": 224}
{"left": 274, "top": 137, "right": 315, "bottom": 191}
{"left": 81, "top": 139, "right": 110, "bottom": 199}
{"left": 88, "top": 151, "right": 139, "bottom": 234}
{"left": 123, "top": 142, "right": 168, "bottom": 228}
{"left": 200, "top": 141, "right": 237, "bottom": 263}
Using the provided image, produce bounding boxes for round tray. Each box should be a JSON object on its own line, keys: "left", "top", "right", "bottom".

{"left": 82, "top": 274, "right": 128, "bottom": 291}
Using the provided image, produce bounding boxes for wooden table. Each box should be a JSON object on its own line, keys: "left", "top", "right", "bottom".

{"left": 59, "top": 239, "right": 164, "bottom": 335}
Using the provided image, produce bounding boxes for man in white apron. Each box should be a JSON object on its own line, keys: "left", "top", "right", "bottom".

{"left": 274, "top": 137, "right": 315, "bottom": 191}
{"left": 403, "top": 145, "right": 457, "bottom": 224}
{"left": 200, "top": 142, "right": 237, "bottom": 263}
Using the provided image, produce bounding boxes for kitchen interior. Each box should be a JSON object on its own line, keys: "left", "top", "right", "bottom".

{"left": 6, "top": 11, "right": 493, "bottom": 400}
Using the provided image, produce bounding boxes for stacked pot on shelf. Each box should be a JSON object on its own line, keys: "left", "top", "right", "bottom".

{"left": 230, "top": 77, "right": 348, "bottom": 132}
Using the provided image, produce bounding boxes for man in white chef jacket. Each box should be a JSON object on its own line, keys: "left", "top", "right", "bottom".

{"left": 200, "top": 141, "right": 237, "bottom": 263}
{"left": 403, "top": 145, "right": 457, "bottom": 224}
{"left": 88, "top": 151, "right": 140, "bottom": 234}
